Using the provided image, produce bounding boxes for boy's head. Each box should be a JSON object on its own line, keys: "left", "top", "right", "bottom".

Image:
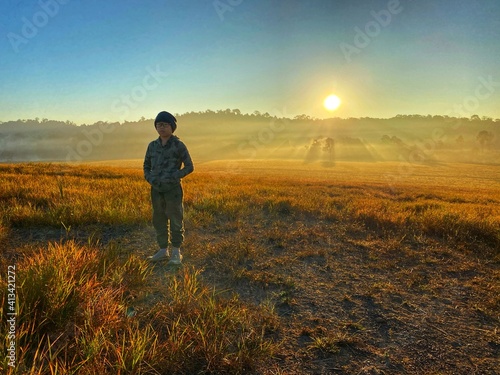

{"left": 154, "top": 111, "right": 177, "bottom": 132}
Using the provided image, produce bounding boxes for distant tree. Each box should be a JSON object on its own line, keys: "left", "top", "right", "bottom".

{"left": 476, "top": 130, "right": 494, "bottom": 152}
{"left": 381, "top": 135, "right": 391, "bottom": 143}
{"left": 293, "top": 114, "right": 311, "bottom": 121}
{"left": 405, "top": 114, "right": 423, "bottom": 120}
{"left": 456, "top": 135, "right": 464, "bottom": 147}
{"left": 432, "top": 115, "right": 444, "bottom": 121}
{"left": 390, "top": 136, "right": 404, "bottom": 146}
{"left": 323, "top": 137, "right": 334, "bottom": 153}
{"left": 470, "top": 114, "right": 481, "bottom": 121}
{"left": 216, "top": 109, "right": 231, "bottom": 115}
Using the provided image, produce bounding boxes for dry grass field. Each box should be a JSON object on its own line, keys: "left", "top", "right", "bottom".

{"left": 1, "top": 160, "right": 499, "bottom": 374}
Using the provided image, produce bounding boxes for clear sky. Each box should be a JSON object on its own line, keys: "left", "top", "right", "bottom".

{"left": 1, "top": 0, "right": 499, "bottom": 124}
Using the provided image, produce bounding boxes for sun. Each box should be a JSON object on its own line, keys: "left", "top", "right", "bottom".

{"left": 323, "top": 94, "right": 342, "bottom": 111}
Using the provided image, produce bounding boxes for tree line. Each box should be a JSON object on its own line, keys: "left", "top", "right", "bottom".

{"left": 0, "top": 111, "right": 497, "bottom": 163}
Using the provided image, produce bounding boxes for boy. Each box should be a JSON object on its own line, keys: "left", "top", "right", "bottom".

{"left": 143, "top": 111, "right": 194, "bottom": 264}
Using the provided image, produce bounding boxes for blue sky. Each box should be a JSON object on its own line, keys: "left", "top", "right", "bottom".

{"left": 1, "top": 0, "right": 499, "bottom": 124}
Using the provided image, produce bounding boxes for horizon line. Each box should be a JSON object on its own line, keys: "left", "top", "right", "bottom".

{"left": 1, "top": 111, "right": 499, "bottom": 126}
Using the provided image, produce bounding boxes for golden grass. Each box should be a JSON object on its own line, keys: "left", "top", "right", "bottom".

{"left": 1, "top": 240, "right": 275, "bottom": 374}
{"left": 1, "top": 161, "right": 498, "bottom": 249}
{"left": 1, "top": 160, "right": 499, "bottom": 374}
{"left": 0, "top": 163, "right": 150, "bottom": 227}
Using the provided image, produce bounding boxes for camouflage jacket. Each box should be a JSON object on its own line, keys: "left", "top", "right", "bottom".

{"left": 143, "top": 135, "right": 194, "bottom": 192}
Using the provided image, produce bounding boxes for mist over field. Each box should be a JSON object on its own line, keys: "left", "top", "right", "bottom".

{"left": 0, "top": 111, "right": 498, "bottom": 165}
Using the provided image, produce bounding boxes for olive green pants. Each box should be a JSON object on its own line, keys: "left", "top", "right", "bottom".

{"left": 151, "top": 185, "right": 184, "bottom": 248}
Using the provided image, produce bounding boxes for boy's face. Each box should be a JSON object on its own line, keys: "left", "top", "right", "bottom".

{"left": 156, "top": 122, "right": 173, "bottom": 137}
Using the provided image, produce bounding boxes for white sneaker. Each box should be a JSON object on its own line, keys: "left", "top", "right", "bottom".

{"left": 149, "top": 248, "right": 169, "bottom": 262}
{"left": 168, "top": 248, "right": 183, "bottom": 265}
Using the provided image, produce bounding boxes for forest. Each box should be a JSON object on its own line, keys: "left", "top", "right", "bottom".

{"left": 0, "top": 111, "right": 498, "bottom": 165}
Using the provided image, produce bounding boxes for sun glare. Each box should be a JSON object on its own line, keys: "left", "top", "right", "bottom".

{"left": 323, "top": 94, "right": 341, "bottom": 111}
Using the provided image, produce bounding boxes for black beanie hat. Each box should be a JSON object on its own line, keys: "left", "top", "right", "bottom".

{"left": 154, "top": 111, "right": 177, "bottom": 132}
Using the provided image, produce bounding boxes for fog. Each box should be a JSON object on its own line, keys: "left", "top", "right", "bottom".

{"left": 0, "top": 112, "right": 498, "bottom": 166}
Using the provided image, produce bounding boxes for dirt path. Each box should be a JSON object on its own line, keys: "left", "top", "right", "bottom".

{"left": 181, "top": 217, "right": 499, "bottom": 374}
{"left": 7, "top": 219, "right": 499, "bottom": 374}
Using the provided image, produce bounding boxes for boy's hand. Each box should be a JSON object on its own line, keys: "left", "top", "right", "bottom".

{"left": 157, "top": 178, "right": 180, "bottom": 192}
{"left": 149, "top": 176, "right": 159, "bottom": 186}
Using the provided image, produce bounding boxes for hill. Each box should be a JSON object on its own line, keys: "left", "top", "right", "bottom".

{"left": 0, "top": 112, "right": 499, "bottom": 165}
